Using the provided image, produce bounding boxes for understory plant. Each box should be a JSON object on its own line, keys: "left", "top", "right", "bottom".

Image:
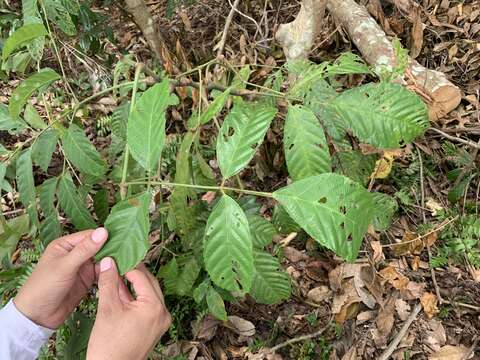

{"left": 0, "top": 14, "right": 430, "bottom": 324}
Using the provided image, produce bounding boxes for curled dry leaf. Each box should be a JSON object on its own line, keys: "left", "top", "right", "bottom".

{"left": 356, "top": 310, "right": 375, "bottom": 325}
{"left": 193, "top": 315, "right": 220, "bottom": 341}
{"left": 421, "top": 292, "right": 439, "bottom": 319}
{"left": 332, "top": 279, "right": 361, "bottom": 323}
{"left": 428, "top": 345, "right": 472, "bottom": 360}
{"left": 395, "top": 298, "right": 411, "bottom": 321}
{"left": 379, "top": 266, "right": 409, "bottom": 290}
{"left": 283, "top": 246, "right": 308, "bottom": 263}
{"left": 307, "top": 285, "right": 332, "bottom": 303}
{"left": 373, "top": 297, "right": 396, "bottom": 346}
{"left": 354, "top": 271, "right": 377, "bottom": 309}
{"left": 226, "top": 316, "right": 256, "bottom": 337}
{"left": 371, "top": 240, "right": 384, "bottom": 263}
{"left": 201, "top": 191, "right": 217, "bottom": 204}
{"left": 425, "top": 319, "right": 446, "bottom": 352}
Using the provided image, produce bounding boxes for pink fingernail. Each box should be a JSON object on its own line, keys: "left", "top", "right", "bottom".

{"left": 100, "top": 257, "right": 112, "bottom": 272}
{"left": 92, "top": 228, "right": 107, "bottom": 243}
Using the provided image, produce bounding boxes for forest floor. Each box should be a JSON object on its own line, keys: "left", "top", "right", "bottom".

{"left": 1, "top": 0, "right": 480, "bottom": 359}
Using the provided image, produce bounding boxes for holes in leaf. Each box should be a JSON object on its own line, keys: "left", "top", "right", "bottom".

{"left": 288, "top": 143, "right": 295, "bottom": 151}
{"left": 318, "top": 197, "right": 327, "bottom": 204}
{"left": 228, "top": 127, "right": 235, "bottom": 137}
{"left": 339, "top": 205, "right": 346, "bottom": 215}
{"left": 347, "top": 234, "right": 353, "bottom": 242}
{"left": 339, "top": 222, "right": 345, "bottom": 230}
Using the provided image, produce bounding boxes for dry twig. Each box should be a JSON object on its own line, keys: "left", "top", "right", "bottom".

{"left": 215, "top": 0, "right": 241, "bottom": 57}
{"left": 378, "top": 303, "right": 422, "bottom": 360}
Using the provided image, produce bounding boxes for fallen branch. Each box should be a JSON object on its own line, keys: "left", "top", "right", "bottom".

{"left": 428, "top": 128, "right": 480, "bottom": 149}
{"left": 378, "top": 303, "right": 422, "bottom": 360}
{"left": 326, "top": 0, "right": 461, "bottom": 120}
{"left": 276, "top": 0, "right": 327, "bottom": 61}
{"left": 124, "top": 0, "right": 177, "bottom": 74}
{"left": 215, "top": 0, "right": 241, "bottom": 57}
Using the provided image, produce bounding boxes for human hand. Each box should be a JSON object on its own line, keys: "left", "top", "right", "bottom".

{"left": 14, "top": 228, "right": 109, "bottom": 329}
{"left": 87, "top": 258, "right": 171, "bottom": 360}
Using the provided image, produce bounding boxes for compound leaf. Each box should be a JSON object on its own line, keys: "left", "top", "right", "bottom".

{"left": 250, "top": 250, "right": 291, "bottom": 304}
{"left": 93, "top": 189, "right": 109, "bottom": 224}
{"left": 62, "top": 123, "right": 106, "bottom": 177}
{"left": 372, "top": 193, "right": 398, "bottom": 231}
{"left": 39, "top": 177, "right": 61, "bottom": 244}
{"left": 284, "top": 105, "right": 331, "bottom": 181}
{"left": 16, "top": 148, "right": 38, "bottom": 228}
{"left": 0, "top": 214, "right": 30, "bottom": 261}
{"left": 2, "top": 23, "right": 47, "bottom": 61}
{"left": 9, "top": 70, "right": 60, "bottom": 119}
{"left": 273, "top": 174, "right": 375, "bottom": 261}
{"left": 32, "top": 128, "right": 58, "bottom": 171}
{"left": 189, "top": 88, "right": 231, "bottom": 129}
{"left": 127, "top": 79, "right": 179, "bottom": 172}
{"left": 217, "top": 101, "right": 277, "bottom": 179}
{"left": 330, "top": 82, "right": 429, "bottom": 148}
{"left": 44, "top": 0, "right": 77, "bottom": 36}
{"left": 95, "top": 193, "right": 150, "bottom": 275}
{"left": 58, "top": 175, "right": 96, "bottom": 231}
{"left": 203, "top": 195, "right": 254, "bottom": 292}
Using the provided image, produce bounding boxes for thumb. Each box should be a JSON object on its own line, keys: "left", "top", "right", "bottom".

{"left": 65, "top": 228, "right": 108, "bottom": 270}
{"left": 97, "top": 257, "right": 122, "bottom": 312}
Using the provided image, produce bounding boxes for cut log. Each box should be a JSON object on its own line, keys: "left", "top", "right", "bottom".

{"left": 276, "top": 0, "right": 327, "bottom": 62}
{"left": 326, "top": 0, "right": 461, "bottom": 120}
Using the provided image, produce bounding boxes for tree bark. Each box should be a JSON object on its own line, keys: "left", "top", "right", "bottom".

{"left": 124, "top": 0, "right": 177, "bottom": 74}
{"left": 327, "top": 0, "right": 461, "bottom": 121}
{"left": 276, "top": 0, "right": 327, "bottom": 62}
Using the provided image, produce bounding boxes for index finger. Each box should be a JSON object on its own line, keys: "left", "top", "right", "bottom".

{"left": 125, "top": 269, "right": 160, "bottom": 303}
{"left": 50, "top": 230, "right": 94, "bottom": 253}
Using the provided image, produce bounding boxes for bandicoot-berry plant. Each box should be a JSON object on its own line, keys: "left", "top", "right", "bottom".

{"left": 0, "top": 16, "right": 430, "bottom": 320}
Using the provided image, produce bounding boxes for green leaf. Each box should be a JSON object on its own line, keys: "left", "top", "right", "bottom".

{"left": 58, "top": 174, "right": 97, "bottom": 231}
{"left": 203, "top": 195, "right": 254, "bottom": 292}
{"left": 325, "top": 53, "right": 372, "bottom": 76}
{"left": 217, "top": 101, "right": 277, "bottom": 178}
{"left": 16, "top": 148, "right": 38, "bottom": 228}
{"left": 64, "top": 312, "right": 93, "bottom": 360}
{"left": 284, "top": 105, "right": 331, "bottom": 181}
{"left": 0, "top": 104, "right": 25, "bottom": 132}
{"left": 157, "top": 258, "right": 178, "bottom": 295}
{"left": 32, "top": 128, "right": 58, "bottom": 171}
{"left": 193, "top": 279, "right": 210, "bottom": 303}
{"left": 44, "top": 0, "right": 77, "bottom": 36}
{"left": 206, "top": 286, "right": 228, "bottom": 321}
{"left": 188, "top": 88, "right": 231, "bottom": 129}
{"left": 62, "top": 123, "right": 106, "bottom": 177}
{"left": 273, "top": 174, "right": 375, "bottom": 261}
{"left": 24, "top": 103, "right": 46, "bottom": 129}
{"left": 9, "top": 70, "right": 60, "bottom": 119}
{"left": 248, "top": 215, "right": 276, "bottom": 248}
{"left": 39, "top": 177, "right": 61, "bottom": 244}
{"left": 93, "top": 189, "right": 109, "bottom": 224}
{"left": 0, "top": 214, "right": 30, "bottom": 262}
{"left": 127, "top": 79, "right": 179, "bottom": 172}
{"left": 2, "top": 24, "right": 47, "bottom": 61}
{"left": 372, "top": 193, "right": 397, "bottom": 231}
{"left": 22, "top": 0, "right": 45, "bottom": 60}
{"left": 95, "top": 193, "right": 151, "bottom": 275}
{"left": 111, "top": 102, "right": 129, "bottom": 139}
{"left": 333, "top": 150, "right": 376, "bottom": 186}
{"left": 329, "top": 82, "right": 429, "bottom": 148}
{"left": 176, "top": 256, "right": 201, "bottom": 296}
{"left": 250, "top": 250, "right": 291, "bottom": 304}
{"left": 272, "top": 205, "right": 301, "bottom": 235}
{"left": 287, "top": 60, "right": 327, "bottom": 98}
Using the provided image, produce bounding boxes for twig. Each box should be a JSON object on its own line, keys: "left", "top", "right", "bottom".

{"left": 416, "top": 146, "right": 443, "bottom": 304}
{"left": 381, "top": 216, "right": 458, "bottom": 248}
{"left": 378, "top": 303, "right": 422, "bottom": 360}
{"left": 428, "top": 128, "right": 480, "bottom": 149}
{"left": 267, "top": 319, "right": 332, "bottom": 353}
{"left": 442, "top": 299, "right": 480, "bottom": 312}
{"left": 216, "top": 0, "right": 241, "bottom": 57}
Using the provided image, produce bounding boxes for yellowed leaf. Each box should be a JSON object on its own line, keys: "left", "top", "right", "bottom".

{"left": 421, "top": 292, "right": 439, "bottom": 318}
{"left": 370, "top": 151, "right": 397, "bottom": 179}
{"left": 426, "top": 198, "right": 443, "bottom": 216}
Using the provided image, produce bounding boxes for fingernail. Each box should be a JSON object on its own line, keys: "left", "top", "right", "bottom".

{"left": 92, "top": 228, "right": 107, "bottom": 243}
{"left": 100, "top": 257, "right": 112, "bottom": 272}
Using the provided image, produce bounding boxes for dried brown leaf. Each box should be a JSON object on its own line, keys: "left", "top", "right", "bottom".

{"left": 428, "top": 345, "right": 471, "bottom": 360}
{"left": 395, "top": 298, "right": 411, "bottom": 321}
{"left": 227, "top": 316, "right": 256, "bottom": 337}
{"left": 421, "top": 292, "right": 439, "bottom": 319}
{"left": 307, "top": 286, "right": 332, "bottom": 303}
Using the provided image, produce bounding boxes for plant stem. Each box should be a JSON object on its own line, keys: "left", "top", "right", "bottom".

{"left": 125, "top": 180, "right": 273, "bottom": 198}
{"left": 120, "top": 64, "right": 143, "bottom": 199}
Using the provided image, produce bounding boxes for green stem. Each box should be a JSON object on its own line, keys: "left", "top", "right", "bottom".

{"left": 120, "top": 65, "right": 143, "bottom": 199}
{"left": 125, "top": 180, "right": 273, "bottom": 198}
